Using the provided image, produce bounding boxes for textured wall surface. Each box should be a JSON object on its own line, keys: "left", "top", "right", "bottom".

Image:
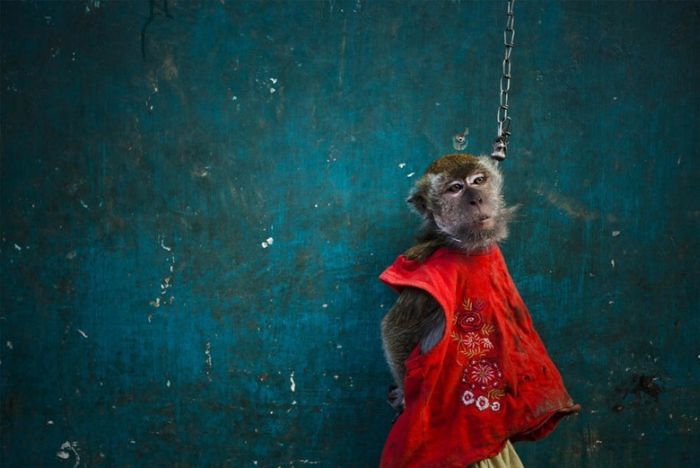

{"left": 1, "top": 1, "right": 698, "bottom": 466}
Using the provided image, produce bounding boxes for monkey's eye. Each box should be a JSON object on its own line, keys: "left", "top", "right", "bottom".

{"left": 467, "top": 173, "right": 487, "bottom": 185}
{"left": 447, "top": 182, "right": 464, "bottom": 193}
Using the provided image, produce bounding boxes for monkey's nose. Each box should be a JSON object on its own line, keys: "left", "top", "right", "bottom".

{"left": 469, "top": 197, "right": 483, "bottom": 206}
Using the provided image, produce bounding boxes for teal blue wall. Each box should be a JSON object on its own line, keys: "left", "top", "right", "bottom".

{"left": 1, "top": 1, "right": 698, "bottom": 466}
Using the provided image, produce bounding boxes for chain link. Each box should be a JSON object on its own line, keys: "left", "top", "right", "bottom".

{"left": 491, "top": 0, "right": 515, "bottom": 161}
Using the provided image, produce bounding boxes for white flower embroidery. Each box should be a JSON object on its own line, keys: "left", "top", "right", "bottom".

{"left": 463, "top": 332, "right": 482, "bottom": 350}
{"left": 481, "top": 337, "right": 494, "bottom": 350}
{"left": 491, "top": 401, "right": 501, "bottom": 411}
{"left": 462, "top": 390, "right": 475, "bottom": 406}
{"left": 476, "top": 396, "right": 490, "bottom": 411}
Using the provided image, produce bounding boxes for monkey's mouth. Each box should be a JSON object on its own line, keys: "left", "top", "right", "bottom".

{"left": 474, "top": 215, "right": 494, "bottom": 229}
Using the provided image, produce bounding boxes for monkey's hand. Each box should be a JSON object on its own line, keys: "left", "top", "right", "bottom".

{"left": 387, "top": 384, "right": 405, "bottom": 413}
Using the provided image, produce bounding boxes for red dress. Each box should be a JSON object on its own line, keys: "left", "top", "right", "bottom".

{"left": 379, "top": 246, "right": 580, "bottom": 467}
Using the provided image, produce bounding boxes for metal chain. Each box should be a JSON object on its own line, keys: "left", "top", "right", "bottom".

{"left": 491, "top": 0, "right": 515, "bottom": 161}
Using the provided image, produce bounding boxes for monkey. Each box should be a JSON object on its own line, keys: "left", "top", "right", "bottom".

{"left": 378, "top": 153, "right": 579, "bottom": 468}
{"left": 382, "top": 154, "right": 514, "bottom": 406}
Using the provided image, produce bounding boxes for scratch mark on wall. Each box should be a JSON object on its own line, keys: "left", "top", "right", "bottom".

{"left": 5, "top": 341, "right": 13, "bottom": 350}
{"left": 205, "top": 342, "right": 213, "bottom": 381}
{"left": 290, "top": 371, "right": 296, "bottom": 392}
{"left": 533, "top": 185, "right": 599, "bottom": 220}
{"left": 76, "top": 329, "right": 88, "bottom": 339}
{"left": 160, "top": 237, "right": 172, "bottom": 252}
{"left": 338, "top": 18, "right": 347, "bottom": 87}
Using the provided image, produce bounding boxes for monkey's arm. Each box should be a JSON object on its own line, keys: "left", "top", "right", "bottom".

{"left": 381, "top": 287, "right": 445, "bottom": 392}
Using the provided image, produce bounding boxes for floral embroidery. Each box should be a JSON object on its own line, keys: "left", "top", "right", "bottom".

{"left": 464, "top": 359, "right": 503, "bottom": 389}
{"left": 456, "top": 310, "right": 483, "bottom": 332}
{"left": 475, "top": 396, "right": 490, "bottom": 411}
{"left": 453, "top": 298, "right": 505, "bottom": 413}
{"left": 461, "top": 390, "right": 475, "bottom": 406}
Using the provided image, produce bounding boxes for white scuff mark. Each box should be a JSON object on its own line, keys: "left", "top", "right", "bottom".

{"left": 613, "top": 96, "right": 618, "bottom": 101}
{"left": 193, "top": 166, "right": 211, "bottom": 178}
{"left": 149, "top": 297, "right": 161, "bottom": 308}
{"left": 71, "top": 51, "right": 76, "bottom": 62}
{"left": 336, "top": 344, "right": 342, "bottom": 349}
{"left": 333, "top": 374, "right": 339, "bottom": 380}
{"left": 261, "top": 237, "right": 274, "bottom": 249}
{"left": 270, "top": 87, "right": 277, "bottom": 94}
{"left": 130, "top": 439, "right": 136, "bottom": 444}
{"left": 47, "top": 420, "right": 54, "bottom": 425}
{"left": 290, "top": 460, "right": 321, "bottom": 465}
{"left": 160, "top": 277, "right": 172, "bottom": 296}
{"left": 13, "top": 244, "right": 22, "bottom": 251}
{"left": 205, "top": 342, "right": 213, "bottom": 381}
{"left": 270, "top": 77, "right": 278, "bottom": 84}
{"left": 76, "top": 329, "right": 88, "bottom": 339}
{"left": 611, "top": 259, "right": 615, "bottom": 268}
{"left": 5, "top": 341, "right": 13, "bottom": 350}
{"left": 66, "top": 250, "right": 77, "bottom": 260}
{"left": 677, "top": 155, "right": 682, "bottom": 165}
{"left": 322, "top": 303, "right": 328, "bottom": 308}
{"left": 160, "top": 239, "right": 172, "bottom": 252}
{"left": 166, "top": 379, "right": 171, "bottom": 388}
{"left": 57, "top": 441, "right": 80, "bottom": 467}
{"left": 612, "top": 230, "right": 621, "bottom": 237}
{"left": 313, "top": 203, "right": 318, "bottom": 208}
{"left": 79, "top": 200, "right": 88, "bottom": 209}
{"left": 290, "top": 371, "right": 296, "bottom": 392}
{"left": 398, "top": 162, "right": 406, "bottom": 168}
{"left": 406, "top": 172, "right": 415, "bottom": 178}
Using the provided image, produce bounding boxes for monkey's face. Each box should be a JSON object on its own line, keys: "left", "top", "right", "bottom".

{"left": 408, "top": 154, "right": 509, "bottom": 247}
{"left": 431, "top": 168, "right": 500, "bottom": 236}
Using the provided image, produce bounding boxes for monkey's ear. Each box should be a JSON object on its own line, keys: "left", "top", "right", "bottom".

{"left": 407, "top": 191, "right": 428, "bottom": 215}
